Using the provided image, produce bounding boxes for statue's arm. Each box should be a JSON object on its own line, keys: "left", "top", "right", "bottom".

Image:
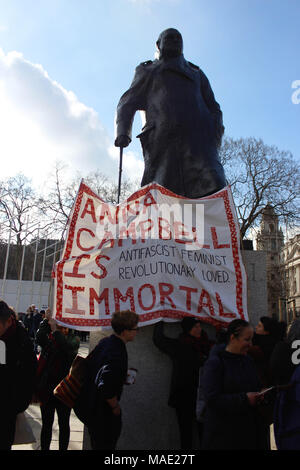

{"left": 200, "top": 70, "right": 224, "bottom": 146}
{"left": 115, "top": 64, "right": 148, "bottom": 146}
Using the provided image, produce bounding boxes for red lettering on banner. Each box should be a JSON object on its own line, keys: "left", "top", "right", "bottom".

{"left": 91, "top": 254, "right": 110, "bottom": 279}
{"left": 127, "top": 222, "right": 138, "bottom": 242}
{"left": 89, "top": 287, "right": 110, "bottom": 315}
{"left": 198, "top": 289, "right": 215, "bottom": 316}
{"left": 65, "top": 285, "right": 85, "bottom": 315}
{"left": 211, "top": 227, "right": 230, "bottom": 249}
{"left": 138, "top": 283, "right": 156, "bottom": 311}
{"left": 174, "top": 222, "right": 193, "bottom": 244}
{"left": 98, "top": 232, "right": 115, "bottom": 250}
{"left": 76, "top": 228, "right": 96, "bottom": 251}
{"left": 113, "top": 287, "right": 135, "bottom": 312}
{"left": 118, "top": 226, "right": 128, "bottom": 240}
{"left": 158, "top": 217, "right": 172, "bottom": 240}
{"left": 80, "top": 198, "right": 97, "bottom": 223}
{"left": 65, "top": 254, "right": 90, "bottom": 278}
{"left": 191, "top": 227, "right": 210, "bottom": 249}
{"left": 99, "top": 203, "right": 118, "bottom": 224}
{"left": 179, "top": 285, "right": 197, "bottom": 310}
{"left": 118, "top": 222, "right": 137, "bottom": 242}
{"left": 216, "top": 292, "right": 235, "bottom": 318}
{"left": 159, "top": 283, "right": 176, "bottom": 309}
{"left": 139, "top": 219, "right": 154, "bottom": 241}
{"left": 122, "top": 200, "right": 140, "bottom": 222}
{"left": 142, "top": 193, "right": 157, "bottom": 213}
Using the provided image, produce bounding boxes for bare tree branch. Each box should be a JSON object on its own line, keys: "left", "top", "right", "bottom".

{"left": 220, "top": 137, "right": 300, "bottom": 239}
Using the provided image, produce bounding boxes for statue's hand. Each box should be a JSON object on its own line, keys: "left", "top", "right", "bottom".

{"left": 115, "top": 135, "right": 131, "bottom": 148}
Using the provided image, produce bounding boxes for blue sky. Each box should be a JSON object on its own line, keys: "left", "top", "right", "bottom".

{"left": 0, "top": 0, "right": 299, "bottom": 190}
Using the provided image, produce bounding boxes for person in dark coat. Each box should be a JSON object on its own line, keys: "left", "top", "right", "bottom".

{"left": 201, "top": 319, "right": 270, "bottom": 450}
{"left": 33, "top": 309, "right": 43, "bottom": 334}
{"left": 248, "top": 316, "right": 281, "bottom": 387}
{"left": 153, "top": 317, "right": 213, "bottom": 449}
{"left": 24, "top": 306, "right": 35, "bottom": 341}
{"left": 270, "top": 319, "right": 300, "bottom": 449}
{"left": 35, "top": 315, "right": 80, "bottom": 450}
{"left": 270, "top": 318, "right": 300, "bottom": 386}
{"left": 274, "top": 363, "right": 300, "bottom": 450}
{"left": 0, "top": 300, "right": 37, "bottom": 450}
{"left": 81, "top": 310, "right": 139, "bottom": 450}
{"left": 115, "top": 28, "right": 226, "bottom": 199}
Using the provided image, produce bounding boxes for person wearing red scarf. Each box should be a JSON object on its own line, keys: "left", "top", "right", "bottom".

{"left": 0, "top": 300, "right": 37, "bottom": 450}
{"left": 153, "top": 317, "right": 214, "bottom": 449}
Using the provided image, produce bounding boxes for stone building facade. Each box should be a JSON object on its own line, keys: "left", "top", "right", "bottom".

{"left": 280, "top": 233, "right": 300, "bottom": 320}
{"left": 256, "top": 204, "right": 284, "bottom": 318}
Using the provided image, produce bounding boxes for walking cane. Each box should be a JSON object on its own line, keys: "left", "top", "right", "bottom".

{"left": 117, "top": 146, "right": 124, "bottom": 205}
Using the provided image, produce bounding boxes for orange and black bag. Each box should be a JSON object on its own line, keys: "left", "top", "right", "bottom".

{"left": 53, "top": 354, "right": 90, "bottom": 408}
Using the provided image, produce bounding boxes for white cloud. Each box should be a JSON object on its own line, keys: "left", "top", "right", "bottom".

{"left": 0, "top": 48, "right": 144, "bottom": 192}
{"left": 108, "top": 145, "right": 144, "bottom": 180}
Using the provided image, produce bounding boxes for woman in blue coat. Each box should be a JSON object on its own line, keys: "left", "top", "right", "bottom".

{"left": 201, "top": 319, "right": 270, "bottom": 450}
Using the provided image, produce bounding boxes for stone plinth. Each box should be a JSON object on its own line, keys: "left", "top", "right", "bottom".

{"left": 242, "top": 250, "right": 268, "bottom": 327}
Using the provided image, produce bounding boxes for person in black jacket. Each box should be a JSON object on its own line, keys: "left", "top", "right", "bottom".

{"left": 248, "top": 316, "right": 281, "bottom": 387}
{"left": 35, "top": 314, "right": 80, "bottom": 450}
{"left": 201, "top": 319, "right": 270, "bottom": 450}
{"left": 24, "top": 305, "right": 35, "bottom": 342}
{"left": 270, "top": 318, "right": 300, "bottom": 386}
{"left": 82, "top": 310, "right": 139, "bottom": 450}
{"left": 153, "top": 317, "right": 213, "bottom": 449}
{"left": 0, "top": 300, "right": 37, "bottom": 450}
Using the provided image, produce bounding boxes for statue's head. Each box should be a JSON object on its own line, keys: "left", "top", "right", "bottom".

{"left": 156, "top": 28, "right": 183, "bottom": 59}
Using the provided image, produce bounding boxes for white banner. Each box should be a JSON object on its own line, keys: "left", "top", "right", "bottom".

{"left": 53, "top": 181, "right": 248, "bottom": 330}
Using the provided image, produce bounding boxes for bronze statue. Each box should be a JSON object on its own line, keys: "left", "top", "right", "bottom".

{"left": 115, "top": 28, "right": 226, "bottom": 199}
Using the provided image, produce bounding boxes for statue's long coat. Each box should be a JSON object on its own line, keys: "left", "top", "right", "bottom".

{"left": 115, "top": 55, "right": 226, "bottom": 198}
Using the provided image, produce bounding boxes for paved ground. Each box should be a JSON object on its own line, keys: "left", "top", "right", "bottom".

{"left": 11, "top": 340, "right": 277, "bottom": 451}
{"left": 12, "top": 342, "right": 89, "bottom": 451}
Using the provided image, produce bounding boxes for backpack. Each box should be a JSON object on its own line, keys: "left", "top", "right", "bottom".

{"left": 53, "top": 354, "right": 89, "bottom": 408}
{"left": 54, "top": 347, "right": 97, "bottom": 425}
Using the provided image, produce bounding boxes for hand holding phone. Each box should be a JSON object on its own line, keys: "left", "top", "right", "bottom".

{"left": 257, "top": 386, "right": 275, "bottom": 396}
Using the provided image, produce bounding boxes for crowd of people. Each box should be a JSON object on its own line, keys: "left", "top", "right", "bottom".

{"left": 153, "top": 315, "right": 298, "bottom": 450}
{"left": 1, "top": 297, "right": 300, "bottom": 451}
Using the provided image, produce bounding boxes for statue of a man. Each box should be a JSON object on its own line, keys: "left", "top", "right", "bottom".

{"left": 115, "top": 28, "right": 226, "bottom": 199}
